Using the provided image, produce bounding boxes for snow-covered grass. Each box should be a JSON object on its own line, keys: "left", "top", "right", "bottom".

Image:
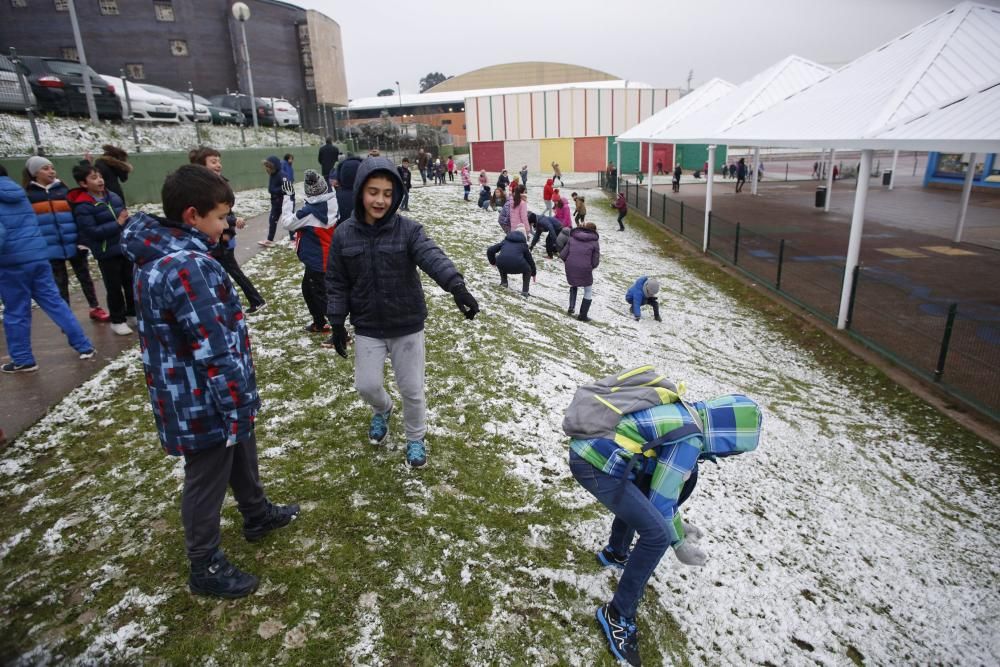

{"left": 1, "top": 173, "right": 998, "bottom": 665}
{"left": 0, "top": 113, "right": 320, "bottom": 157}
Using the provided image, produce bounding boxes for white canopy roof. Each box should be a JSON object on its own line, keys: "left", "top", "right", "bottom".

{"left": 621, "top": 56, "right": 830, "bottom": 145}
{"left": 719, "top": 2, "right": 1000, "bottom": 150}
{"left": 616, "top": 78, "right": 735, "bottom": 142}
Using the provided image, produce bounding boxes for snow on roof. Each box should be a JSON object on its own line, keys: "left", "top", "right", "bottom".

{"left": 720, "top": 2, "right": 1000, "bottom": 148}
{"left": 348, "top": 80, "right": 654, "bottom": 111}
{"left": 617, "top": 78, "right": 735, "bottom": 142}
{"left": 621, "top": 56, "right": 830, "bottom": 144}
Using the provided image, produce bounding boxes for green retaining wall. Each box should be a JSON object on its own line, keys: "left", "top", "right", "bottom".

{"left": 1, "top": 145, "right": 319, "bottom": 205}
{"left": 675, "top": 144, "right": 728, "bottom": 173}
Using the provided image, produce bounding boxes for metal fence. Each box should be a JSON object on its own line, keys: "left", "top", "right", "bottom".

{"left": 598, "top": 171, "right": 1000, "bottom": 421}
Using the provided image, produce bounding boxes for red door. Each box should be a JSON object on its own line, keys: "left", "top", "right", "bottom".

{"left": 471, "top": 141, "right": 505, "bottom": 172}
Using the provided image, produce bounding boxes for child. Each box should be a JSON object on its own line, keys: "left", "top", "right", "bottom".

{"left": 477, "top": 185, "right": 492, "bottom": 210}
{"left": 496, "top": 169, "right": 510, "bottom": 192}
{"left": 281, "top": 154, "right": 296, "bottom": 240}
{"left": 460, "top": 163, "right": 471, "bottom": 201}
{"left": 325, "top": 157, "right": 480, "bottom": 468}
{"left": 397, "top": 157, "right": 412, "bottom": 211}
{"left": 446, "top": 156, "right": 455, "bottom": 182}
{"left": 487, "top": 230, "right": 536, "bottom": 297}
{"left": 478, "top": 169, "right": 488, "bottom": 189}
{"left": 527, "top": 211, "right": 560, "bottom": 258}
{"left": 672, "top": 164, "right": 682, "bottom": 193}
{"left": 508, "top": 184, "right": 530, "bottom": 238}
{"left": 490, "top": 187, "right": 506, "bottom": 211}
{"left": 280, "top": 170, "right": 338, "bottom": 336}
{"left": 497, "top": 194, "right": 512, "bottom": 235}
{"left": 121, "top": 165, "right": 299, "bottom": 598}
{"left": 189, "top": 147, "right": 266, "bottom": 314}
{"left": 519, "top": 164, "right": 528, "bottom": 187}
{"left": 612, "top": 192, "right": 627, "bottom": 231}
{"left": 625, "top": 276, "right": 661, "bottom": 322}
{"left": 67, "top": 163, "right": 134, "bottom": 336}
{"left": 542, "top": 178, "right": 554, "bottom": 215}
{"left": 572, "top": 192, "right": 587, "bottom": 225}
{"left": 559, "top": 222, "right": 600, "bottom": 321}
{"left": 259, "top": 156, "right": 284, "bottom": 247}
{"left": 551, "top": 161, "right": 564, "bottom": 187}
{"left": 552, "top": 188, "right": 572, "bottom": 229}
{"left": 0, "top": 165, "right": 95, "bottom": 373}
{"left": 564, "top": 368, "right": 762, "bottom": 666}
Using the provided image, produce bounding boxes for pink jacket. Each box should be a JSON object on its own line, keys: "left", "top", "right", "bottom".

{"left": 479, "top": 172, "right": 488, "bottom": 186}
{"left": 460, "top": 167, "right": 471, "bottom": 186}
{"left": 554, "top": 197, "right": 572, "bottom": 228}
{"left": 447, "top": 158, "right": 455, "bottom": 171}
{"left": 508, "top": 198, "right": 530, "bottom": 238}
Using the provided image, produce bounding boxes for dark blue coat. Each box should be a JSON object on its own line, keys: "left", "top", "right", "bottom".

{"left": 334, "top": 156, "right": 363, "bottom": 222}
{"left": 325, "top": 157, "right": 464, "bottom": 339}
{"left": 487, "top": 231, "right": 536, "bottom": 276}
{"left": 66, "top": 187, "right": 127, "bottom": 260}
{"left": 266, "top": 156, "right": 284, "bottom": 200}
{"left": 0, "top": 176, "right": 49, "bottom": 268}
{"left": 25, "top": 180, "right": 78, "bottom": 260}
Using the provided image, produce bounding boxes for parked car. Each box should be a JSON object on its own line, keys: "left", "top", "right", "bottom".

{"left": 137, "top": 83, "right": 210, "bottom": 122}
{"left": 98, "top": 75, "right": 179, "bottom": 123}
{"left": 208, "top": 93, "right": 275, "bottom": 127}
{"left": 17, "top": 56, "right": 120, "bottom": 119}
{"left": 266, "top": 98, "right": 300, "bottom": 127}
{"left": 0, "top": 55, "right": 36, "bottom": 113}
{"left": 192, "top": 93, "right": 244, "bottom": 125}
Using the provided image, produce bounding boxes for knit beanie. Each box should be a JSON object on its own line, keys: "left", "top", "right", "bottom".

{"left": 26, "top": 156, "right": 53, "bottom": 177}
{"left": 643, "top": 278, "right": 660, "bottom": 298}
{"left": 303, "top": 169, "right": 328, "bottom": 197}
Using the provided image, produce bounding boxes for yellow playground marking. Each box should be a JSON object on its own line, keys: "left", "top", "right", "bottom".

{"left": 921, "top": 246, "right": 980, "bottom": 256}
{"left": 875, "top": 247, "right": 928, "bottom": 258}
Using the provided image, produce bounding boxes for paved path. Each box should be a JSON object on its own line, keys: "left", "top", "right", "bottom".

{"left": 0, "top": 212, "right": 272, "bottom": 442}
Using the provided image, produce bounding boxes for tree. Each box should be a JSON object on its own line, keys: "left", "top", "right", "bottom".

{"left": 419, "top": 72, "right": 451, "bottom": 93}
{"left": 376, "top": 88, "right": 395, "bottom": 97}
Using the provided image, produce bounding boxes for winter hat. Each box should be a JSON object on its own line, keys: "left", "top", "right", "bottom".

{"left": 643, "top": 278, "right": 660, "bottom": 298}
{"left": 303, "top": 169, "right": 328, "bottom": 197}
{"left": 25, "top": 156, "right": 53, "bottom": 177}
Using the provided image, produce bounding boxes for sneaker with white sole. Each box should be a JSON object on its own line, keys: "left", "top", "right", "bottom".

{"left": 110, "top": 322, "right": 133, "bottom": 335}
{"left": 79, "top": 349, "right": 96, "bottom": 360}
{"left": 1, "top": 361, "right": 39, "bottom": 374}
{"left": 406, "top": 440, "right": 426, "bottom": 467}
{"left": 596, "top": 546, "right": 629, "bottom": 570}
{"left": 596, "top": 603, "right": 641, "bottom": 666}
{"left": 368, "top": 407, "right": 392, "bottom": 445}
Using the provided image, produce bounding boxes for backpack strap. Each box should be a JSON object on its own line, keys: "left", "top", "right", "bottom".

{"left": 619, "top": 422, "right": 704, "bottom": 493}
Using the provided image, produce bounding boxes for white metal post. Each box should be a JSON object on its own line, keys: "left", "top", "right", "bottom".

{"left": 837, "top": 149, "right": 873, "bottom": 329}
{"left": 616, "top": 142, "right": 621, "bottom": 193}
{"left": 66, "top": 0, "right": 98, "bottom": 123}
{"left": 240, "top": 22, "right": 258, "bottom": 129}
{"left": 751, "top": 146, "right": 760, "bottom": 195}
{"left": 704, "top": 144, "right": 716, "bottom": 252}
{"left": 824, "top": 148, "right": 835, "bottom": 212}
{"left": 889, "top": 149, "right": 899, "bottom": 190}
{"left": 953, "top": 153, "right": 977, "bottom": 243}
{"left": 646, "top": 142, "right": 654, "bottom": 216}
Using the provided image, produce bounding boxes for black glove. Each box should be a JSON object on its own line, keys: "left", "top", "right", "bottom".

{"left": 330, "top": 323, "right": 349, "bottom": 358}
{"left": 452, "top": 283, "right": 480, "bottom": 320}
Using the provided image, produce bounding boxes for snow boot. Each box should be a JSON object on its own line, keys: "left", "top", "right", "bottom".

{"left": 189, "top": 549, "right": 258, "bottom": 599}
{"left": 567, "top": 288, "right": 577, "bottom": 316}
{"left": 243, "top": 502, "right": 301, "bottom": 542}
{"left": 577, "top": 298, "right": 592, "bottom": 322}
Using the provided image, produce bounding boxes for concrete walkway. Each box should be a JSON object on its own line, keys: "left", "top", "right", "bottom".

{"left": 0, "top": 212, "right": 272, "bottom": 442}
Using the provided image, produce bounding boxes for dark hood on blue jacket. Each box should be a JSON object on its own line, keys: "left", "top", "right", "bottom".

{"left": 351, "top": 156, "right": 405, "bottom": 227}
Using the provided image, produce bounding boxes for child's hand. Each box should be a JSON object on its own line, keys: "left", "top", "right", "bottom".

{"left": 235, "top": 217, "right": 246, "bottom": 229}
{"left": 117, "top": 209, "right": 129, "bottom": 225}
{"left": 281, "top": 181, "right": 295, "bottom": 197}
{"left": 674, "top": 542, "right": 707, "bottom": 566}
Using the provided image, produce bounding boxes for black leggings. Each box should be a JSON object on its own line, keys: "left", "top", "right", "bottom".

{"left": 617, "top": 210, "right": 626, "bottom": 230}
{"left": 50, "top": 252, "right": 99, "bottom": 308}
{"left": 96, "top": 255, "right": 135, "bottom": 324}
{"left": 499, "top": 271, "right": 531, "bottom": 293}
{"left": 215, "top": 246, "right": 264, "bottom": 308}
{"left": 302, "top": 268, "right": 328, "bottom": 328}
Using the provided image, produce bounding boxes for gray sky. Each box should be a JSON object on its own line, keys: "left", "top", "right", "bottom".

{"left": 292, "top": 0, "right": 999, "bottom": 98}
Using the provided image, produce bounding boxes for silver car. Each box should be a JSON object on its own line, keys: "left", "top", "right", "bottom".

{"left": 0, "top": 55, "right": 37, "bottom": 112}
{"left": 138, "top": 83, "right": 211, "bottom": 122}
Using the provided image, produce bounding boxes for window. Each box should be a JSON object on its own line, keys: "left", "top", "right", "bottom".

{"left": 126, "top": 63, "right": 145, "bottom": 80}
{"left": 60, "top": 47, "right": 79, "bottom": 61}
{"left": 10, "top": 0, "right": 28, "bottom": 7}
{"left": 99, "top": 0, "right": 118, "bottom": 15}
{"left": 54, "top": 0, "right": 68, "bottom": 10}
{"left": 154, "top": 2, "right": 174, "bottom": 21}
{"left": 169, "top": 40, "right": 189, "bottom": 57}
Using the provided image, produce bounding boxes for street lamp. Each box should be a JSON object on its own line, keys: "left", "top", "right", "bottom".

{"left": 232, "top": 2, "right": 258, "bottom": 129}
{"left": 395, "top": 80, "right": 402, "bottom": 111}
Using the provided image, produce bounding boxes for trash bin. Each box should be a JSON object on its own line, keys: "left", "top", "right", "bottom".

{"left": 815, "top": 186, "right": 826, "bottom": 208}
{"left": 882, "top": 170, "right": 892, "bottom": 186}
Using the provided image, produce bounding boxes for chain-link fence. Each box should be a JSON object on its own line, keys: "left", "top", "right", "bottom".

{"left": 598, "top": 171, "right": 1000, "bottom": 420}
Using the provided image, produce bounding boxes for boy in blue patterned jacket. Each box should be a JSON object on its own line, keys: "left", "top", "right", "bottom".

{"left": 122, "top": 165, "right": 299, "bottom": 599}
{"left": 564, "top": 367, "right": 762, "bottom": 666}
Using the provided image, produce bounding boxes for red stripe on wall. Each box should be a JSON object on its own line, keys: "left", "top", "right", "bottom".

{"left": 530, "top": 94, "right": 534, "bottom": 137}
{"left": 502, "top": 95, "right": 508, "bottom": 140}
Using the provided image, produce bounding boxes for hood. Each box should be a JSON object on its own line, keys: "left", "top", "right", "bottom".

{"left": 0, "top": 176, "right": 28, "bottom": 205}
{"left": 503, "top": 230, "right": 528, "bottom": 245}
{"left": 96, "top": 154, "right": 132, "bottom": 174}
{"left": 265, "top": 156, "right": 281, "bottom": 173}
{"left": 305, "top": 190, "right": 338, "bottom": 206}
{"left": 570, "top": 227, "right": 599, "bottom": 243}
{"left": 351, "top": 156, "right": 404, "bottom": 227}
{"left": 121, "top": 211, "right": 211, "bottom": 267}
{"left": 692, "top": 394, "right": 761, "bottom": 457}
{"left": 65, "top": 187, "right": 98, "bottom": 206}
{"left": 338, "top": 156, "right": 363, "bottom": 190}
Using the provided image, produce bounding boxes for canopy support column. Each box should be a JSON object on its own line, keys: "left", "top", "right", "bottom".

{"left": 824, "top": 148, "right": 835, "bottom": 213}
{"left": 704, "top": 144, "right": 716, "bottom": 252}
{"left": 953, "top": 152, "right": 977, "bottom": 243}
{"left": 751, "top": 146, "right": 760, "bottom": 195}
{"left": 837, "top": 149, "right": 873, "bottom": 329}
{"left": 646, "top": 143, "right": 654, "bottom": 216}
{"left": 616, "top": 141, "right": 621, "bottom": 194}
{"left": 889, "top": 150, "right": 899, "bottom": 190}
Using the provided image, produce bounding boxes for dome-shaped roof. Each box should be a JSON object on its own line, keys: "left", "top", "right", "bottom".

{"left": 425, "top": 61, "right": 620, "bottom": 93}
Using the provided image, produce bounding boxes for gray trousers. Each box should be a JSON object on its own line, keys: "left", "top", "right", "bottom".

{"left": 181, "top": 433, "right": 267, "bottom": 563}
{"left": 354, "top": 331, "right": 426, "bottom": 441}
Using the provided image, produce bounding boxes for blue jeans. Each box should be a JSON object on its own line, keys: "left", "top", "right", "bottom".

{"left": 401, "top": 189, "right": 409, "bottom": 210}
{"left": 0, "top": 261, "right": 93, "bottom": 365}
{"left": 569, "top": 450, "right": 670, "bottom": 619}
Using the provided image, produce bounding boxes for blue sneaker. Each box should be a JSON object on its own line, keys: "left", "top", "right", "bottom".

{"left": 406, "top": 439, "right": 426, "bottom": 467}
{"left": 368, "top": 407, "right": 392, "bottom": 445}
{"left": 596, "top": 603, "right": 641, "bottom": 666}
{"left": 597, "top": 546, "right": 629, "bottom": 570}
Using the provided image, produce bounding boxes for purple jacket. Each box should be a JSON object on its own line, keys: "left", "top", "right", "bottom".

{"left": 560, "top": 227, "right": 600, "bottom": 287}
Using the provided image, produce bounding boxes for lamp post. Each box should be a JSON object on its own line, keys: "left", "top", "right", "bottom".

{"left": 66, "top": 0, "right": 98, "bottom": 123}
{"left": 232, "top": 2, "right": 258, "bottom": 129}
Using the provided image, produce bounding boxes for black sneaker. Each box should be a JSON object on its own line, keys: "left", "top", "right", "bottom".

{"left": 189, "top": 549, "right": 259, "bottom": 599}
{"left": 596, "top": 546, "right": 629, "bottom": 570}
{"left": 596, "top": 603, "right": 641, "bottom": 666}
{"left": 243, "top": 502, "right": 301, "bottom": 543}
{"left": 1, "top": 361, "right": 39, "bottom": 374}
